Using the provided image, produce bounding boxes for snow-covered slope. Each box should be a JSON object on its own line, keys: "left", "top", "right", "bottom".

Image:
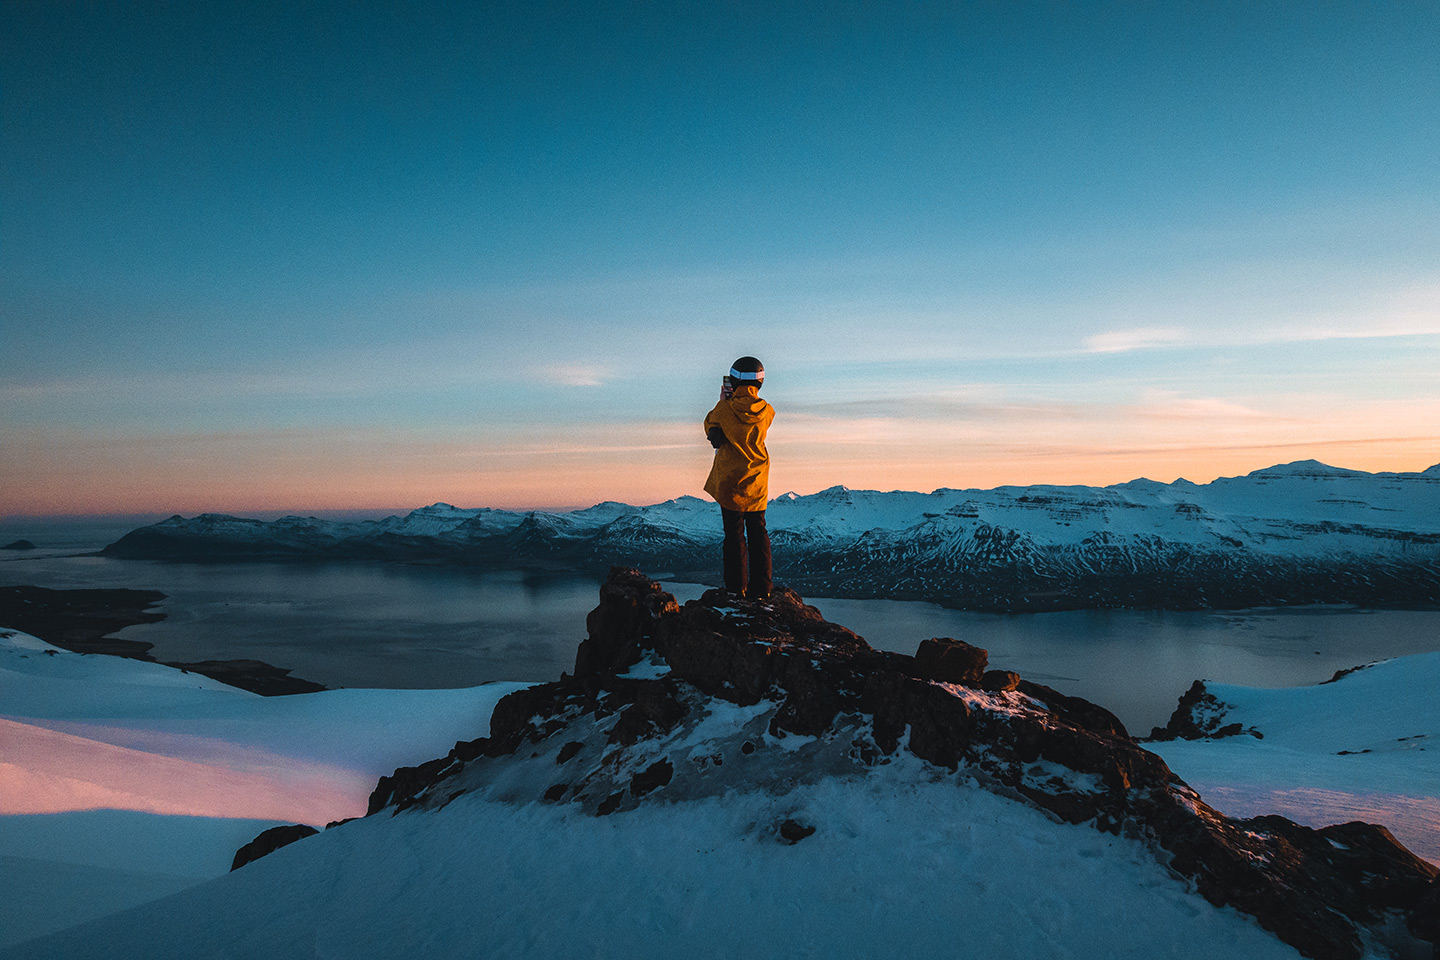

{"left": 100, "top": 461, "right": 1440, "bottom": 611}
{"left": 6, "top": 763, "right": 1311, "bottom": 960}
{"left": 0, "top": 627, "right": 527, "bottom": 823}
{"left": 1148, "top": 652, "right": 1440, "bottom": 864}
{"left": 0, "top": 627, "right": 526, "bottom": 948}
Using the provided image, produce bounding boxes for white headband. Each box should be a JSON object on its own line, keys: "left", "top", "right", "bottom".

{"left": 729, "top": 368, "right": 764, "bottom": 381}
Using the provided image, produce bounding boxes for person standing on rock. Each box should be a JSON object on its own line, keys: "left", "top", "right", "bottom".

{"left": 704, "top": 356, "right": 775, "bottom": 601}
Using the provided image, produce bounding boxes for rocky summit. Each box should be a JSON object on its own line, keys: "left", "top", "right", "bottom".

{"left": 365, "top": 568, "right": 1437, "bottom": 960}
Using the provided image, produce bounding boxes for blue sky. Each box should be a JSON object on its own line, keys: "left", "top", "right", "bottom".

{"left": 3, "top": 2, "right": 1438, "bottom": 513}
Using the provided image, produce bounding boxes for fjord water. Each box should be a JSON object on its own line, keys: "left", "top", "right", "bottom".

{"left": 4, "top": 518, "right": 1439, "bottom": 733}
{"left": 1, "top": 548, "right": 602, "bottom": 690}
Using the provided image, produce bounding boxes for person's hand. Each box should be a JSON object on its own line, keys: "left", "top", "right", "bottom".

{"left": 707, "top": 426, "right": 728, "bottom": 449}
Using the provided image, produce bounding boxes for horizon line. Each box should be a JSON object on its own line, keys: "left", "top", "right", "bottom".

{"left": 6, "top": 456, "right": 1438, "bottom": 524}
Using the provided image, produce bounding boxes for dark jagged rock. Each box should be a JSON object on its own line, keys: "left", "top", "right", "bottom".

{"left": 913, "top": 637, "right": 988, "bottom": 686}
{"left": 1324, "top": 661, "right": 1380, "bottom": 684}
{"left": 231, "top": 824, "right": 319, "bottom": 870}
{"left": 779, "top": 819, "right": 816, "bottom": 844}
{"left": 607, "top": 680, "right": 687, "bottom": 745}
{"left": 368, "top": 756, "right": 455, "bottom": 816}
{"left": 1, "top": 539, "right": 37, "bottom": 550}
{"left": 1148, "top": 679, "right": 1260, "bottom": 741}
{"left": 981, "top": 669, "right": 1020, "bottom": 692}
{"left": 1015, "top": 679, "right": 1130, "bottom": 740}
{"left": 573, "top": 567, "right": 680, "bottom": 677}
{"left": 0, "top": 584, "right": 326, "bottom": 696}
{"left": 367, "top": 568, "right": 1438, "bottom": 960}
{"left": 1409, "top": 877, "right": 1440, "bottom": 950}
{"left": 629, "top": 758, "right": 673, "bottom": 797}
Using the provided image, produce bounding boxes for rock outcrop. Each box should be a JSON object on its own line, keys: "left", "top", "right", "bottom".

{"left": 231, "top": 824, "right": 319, "bottom": 871}
{"left": 368, "top": 568, "right": 1437, "bottom": 960}
{"left": 1148, "top": 679, "right": 1262, "bottom": 741}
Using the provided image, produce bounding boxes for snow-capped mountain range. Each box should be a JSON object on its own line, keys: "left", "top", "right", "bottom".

{"left": 101, "top": 460, "right": 1440, "bottom": 610}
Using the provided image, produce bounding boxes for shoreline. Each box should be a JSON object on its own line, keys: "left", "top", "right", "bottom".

{"left": 0, "top": 585, "right": 326, "bottom": 696}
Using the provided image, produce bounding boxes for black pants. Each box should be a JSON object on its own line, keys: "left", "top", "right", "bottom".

{"left": 721, "top": 508, "right": 772, "bottom": 600}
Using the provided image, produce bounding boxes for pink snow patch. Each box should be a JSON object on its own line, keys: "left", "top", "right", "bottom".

{"left": 0, "top": 717, "right": 367, "bottom": 823}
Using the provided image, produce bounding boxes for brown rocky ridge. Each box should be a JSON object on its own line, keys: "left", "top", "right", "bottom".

{"left": 359, "top": 568, "right": 1435, "bottom": 960}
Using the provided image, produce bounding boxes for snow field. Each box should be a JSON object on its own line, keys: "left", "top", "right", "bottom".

{"left": 1148, "top": 652, "right": 1440, "bottom": 863}
{"left": 0, "top": 627, "right": 529, "bottom": 948}
{"left": 6, "top": 762, "right": 1305, "bottom": 960}
{"left": 0, "top": 811, "right": 285, "bottom": 948}
{"left": 1, "top": 627, "right": 529, "bottom": 819}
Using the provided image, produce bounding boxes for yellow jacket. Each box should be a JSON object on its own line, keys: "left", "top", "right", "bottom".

{"left": 703, "top": 385, "right": 775, "bottom": 512}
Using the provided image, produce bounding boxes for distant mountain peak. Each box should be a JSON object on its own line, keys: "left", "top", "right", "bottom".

{"left": 1245, "top": 460, "right": 1367, "bottom": 479}
{"left": 1115, "top": 477, "right": 1169, "bottom": 491}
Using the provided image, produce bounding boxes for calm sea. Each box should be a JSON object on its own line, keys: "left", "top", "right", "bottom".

{"left": 3, "top": 517, "right": 1438, "bottom": 733}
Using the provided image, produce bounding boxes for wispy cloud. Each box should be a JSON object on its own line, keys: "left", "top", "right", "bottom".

{"left": 1130, "top": 389, "right": 1274, "bottom": 422}
{"left": 1083, "top": 327, "right": 1188, "bottom": 354}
